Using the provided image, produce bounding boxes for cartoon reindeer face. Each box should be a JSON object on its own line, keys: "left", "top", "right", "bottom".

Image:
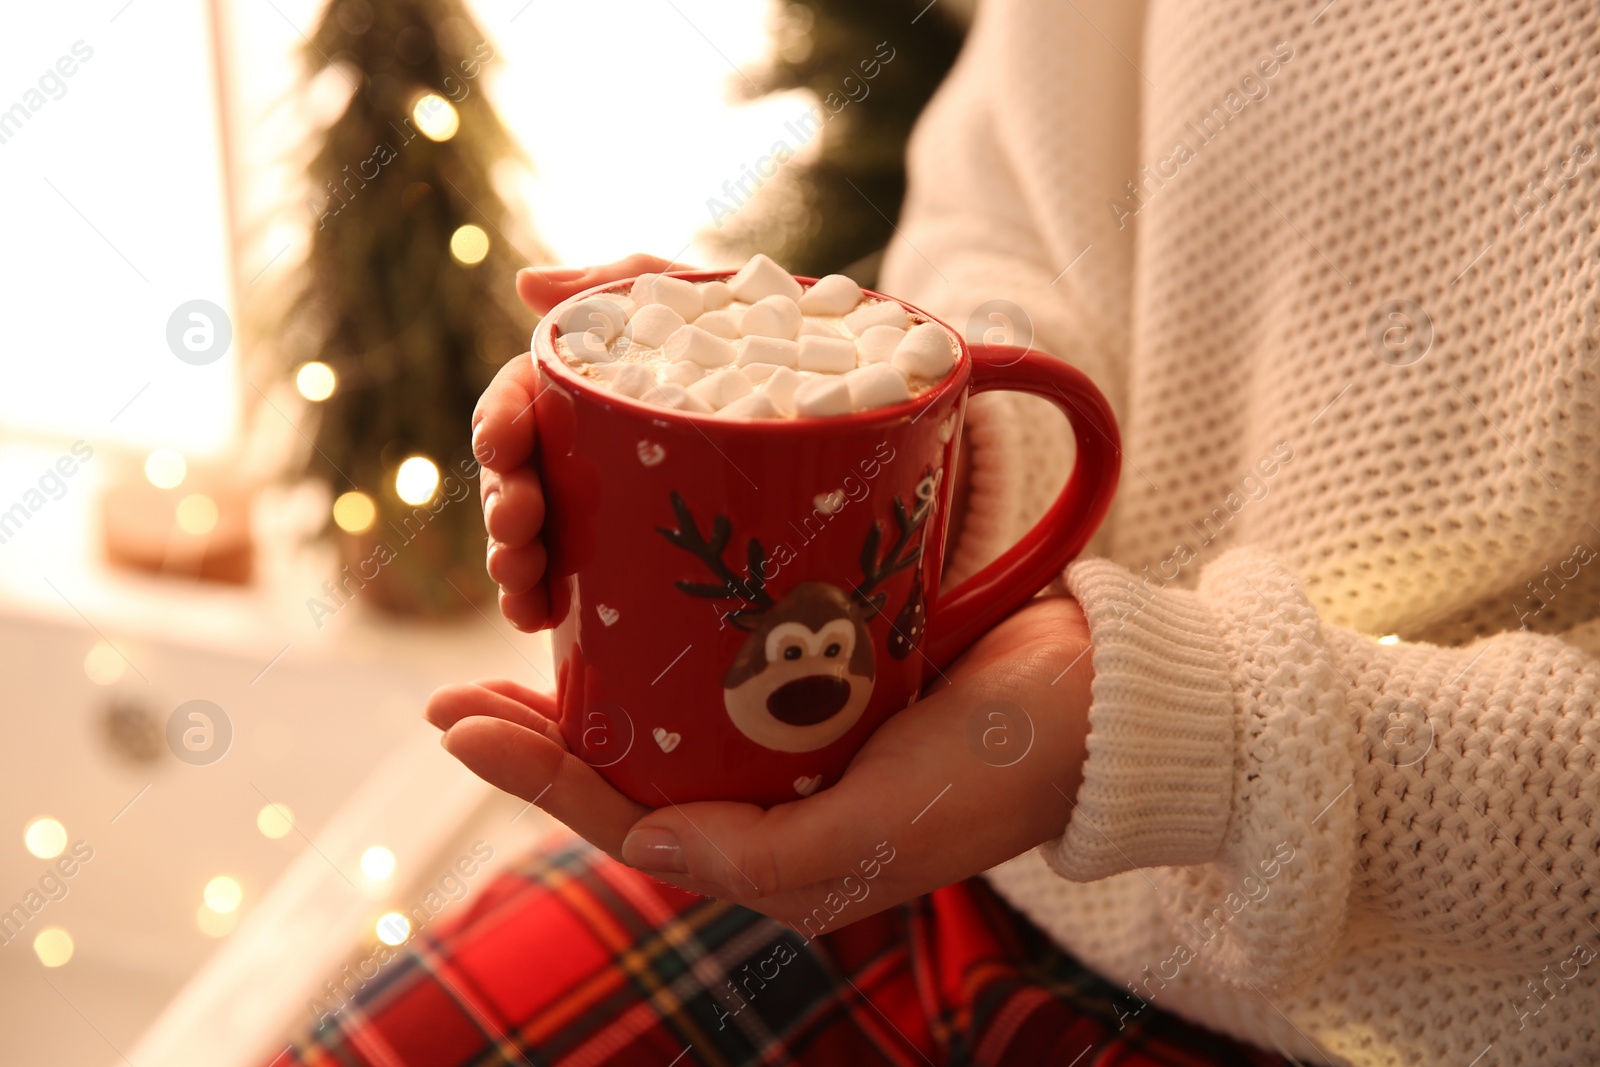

{"left": 720, "top": 582, "right": 875, "bottom": 752}
{"left": 658, "top": 487, "right": 933, "bottom": 755}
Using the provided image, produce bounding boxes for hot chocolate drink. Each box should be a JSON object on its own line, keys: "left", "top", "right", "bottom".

{"left": 551, "top": 255, "right": 958, "bottom": 419}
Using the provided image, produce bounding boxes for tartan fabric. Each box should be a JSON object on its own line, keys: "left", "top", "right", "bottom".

{"left": 268, "top": 838, "right": 1290, "bottom": 1067}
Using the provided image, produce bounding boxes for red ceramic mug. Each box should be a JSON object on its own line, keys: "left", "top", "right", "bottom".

{"left": 532, "top": 272, "right": 1119, "bottom": 808}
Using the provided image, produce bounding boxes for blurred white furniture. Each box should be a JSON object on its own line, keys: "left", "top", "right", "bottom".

{"left": 0, "top": 447, "right": 556, "bottom": 1067}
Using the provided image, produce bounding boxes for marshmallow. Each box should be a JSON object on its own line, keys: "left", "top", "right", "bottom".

{"left": 699, "top": 280, "right": 734, "bottom": 310}
{"left": 845, "top": 362, "right": 912, "bottom": 410}
{"left": 891, "top": 321, "right": 957, "bottom": 380}
{"left": 554, "top": 297, "right": 628, "bottom": 342}
{"left": 741, "top": 295, "right": 802, "bottom": 340}
{"left": 727, "top": 253, "right": 803, "bottom": 303}
{"left": 662, "top": 360, "right": 705, "bottom": 386}
{"left": 797, "top": 336, "right": 858, "bottom": 374}
{"left": 688, "top": 367, "right": 754, "bottom": 410}
{"left": 798, "top": 316, "right": 852, "bottom": 339}
{"left": 844, "top": 300, "right": 910, "bottom": 336}
{"left": 760, "top": 365, "right": 802, "bottom": 413}
{"left": 631, "top": 273, "right": 703, "bottom": 321}
{"left": 557, "top": 330, "right": 613, "bottom": 364}
{"left": 793, "top": 375, "right": 854, "bottom": 417}
{"left": 639, "top": 381, "right": 712, "bottom": 413}
{"left": 855, "top": 325, "right": 905, "bottom": 364}
{"left": 799, "top": 274, "right": 863, "bottom": 316}
{"left": 741, "top": 362, "right": 782, "bottom": 383}
{"left": 627, "top": 303, "right": 686, "bottom": 348}
{"left": 663, "top": 324, "right": 737, "bottom": 368}
{"left": 736, "top": 336, "right": 799, "bottom": 368}
{"left": 694, "top": 308, "right": 743, "bottom": 339}
{"left": 638, "top": 382, "right": 682, "bottom": 407}
{"left": 718, "top": 390, "right": 784, "bottom": 419}
{"left": 610, "top": 362, "right": 657, "bottom": 399}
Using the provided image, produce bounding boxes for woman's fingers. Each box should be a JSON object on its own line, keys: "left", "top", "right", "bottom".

{"left": 474, "top": 678, "right": 560, "bottom": 716}
{"left": 499, "top": 584, "right": 553, "bottom": 633}
{"left": 472, "top": 354, "right": 541, "bottom": 476}
{"left": 515, "top": 253, "right": 692, "bottom": 315}
{"left": 441, "top": 716, "right": 648, "bottom": 855}
{"left": 487, "top": 539, "right": 547, "bottom": 596}
{"left": 481, "top": 252, "right": 703, "bottom": 633}
{"left": 472, "top": 360, "right": 540, "bottom": 479}
{"left": 424, "top": 682, "right": 562, "bottom": 740}
{"left": 482, "top": 467, "right": 545, "bottom": 545}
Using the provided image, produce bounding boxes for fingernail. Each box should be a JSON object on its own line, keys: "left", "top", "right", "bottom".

{"left": 471, "top": 421, "right": 492, "bottom": 463}
{"left": 483, "top": 490, "right": 501, "bottom": 532}
{"left": 622, "top": 828, "right": 686, "bottom": 874}
{"left": 533, "top": 266, "right": 585, "bottom": 281}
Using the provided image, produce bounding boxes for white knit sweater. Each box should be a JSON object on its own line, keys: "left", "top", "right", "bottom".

{"left": 880, "top": 1, "right": 1600, "bottom": 1064}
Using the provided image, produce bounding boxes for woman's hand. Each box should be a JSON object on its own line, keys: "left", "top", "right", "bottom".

{"left": 425, "top": 596, "right": 1093, "bottom": 934}
{"left": 479, "top": 254, "right": 694, "bottom": 631}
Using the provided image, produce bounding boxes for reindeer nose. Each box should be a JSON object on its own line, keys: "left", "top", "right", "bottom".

{"left": 766, "top": 675, "right": 852, "bottom": 726}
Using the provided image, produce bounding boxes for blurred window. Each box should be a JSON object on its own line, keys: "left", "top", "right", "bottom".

{"left": 0, "top": 1, "right": 236, "bottom": 453}
{"left": 0, "top": 0, "right": 807, "bottom": 454}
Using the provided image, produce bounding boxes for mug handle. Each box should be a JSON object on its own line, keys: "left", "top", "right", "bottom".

{"left": 920, "top": 344, "right": 1122, "bottom": 682}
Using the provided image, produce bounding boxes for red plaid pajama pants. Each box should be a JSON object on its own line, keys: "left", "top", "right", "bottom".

{"left": 269, "top": 838, "right": 1289, "bottom": 1067}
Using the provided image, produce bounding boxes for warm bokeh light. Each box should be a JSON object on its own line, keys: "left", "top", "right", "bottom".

{"left": 1378, "top": 634, "right": 1401, "bottom": 645}
{"left": 449, "top": 224, "right": 489, "bottom": 266}
{"left": 360, "top": 845, "right": 396, "bottom": 881}
{"left": 394, "top": 456, "right": 440, "bottom": 506}
{"left": 412, "top": 94, "right": 459, "bottom": 141}
{"left": 144, "top": 448, "right": 187, "bottom": 489}
{"left": 33, "top": 928, "right": 73, "bottom": 967}
{"left": 197, "top": 904, "right": 237, "bottom": 938}
{"left": 295, "top": 361, "right": 337, "bottom": 402}
{"left": 24, "top": 818, "right": 67, "bottom": 859}
{"left": 376, "top": 912, "right": 411, "bottom": 946}
{"left": 83, "top": 642, "right": 126, "bottom": 686}
{"left": 256, "top": 803, "right": 294, "bottom": 839}
{"left": 175, "top": 493, "right": 219, "bottom": 535}
{"left": 203, "top": 875, "right": 243, "bottom": 914}
{"left": 332, "top": 490, "right": 377, "bottom": 534}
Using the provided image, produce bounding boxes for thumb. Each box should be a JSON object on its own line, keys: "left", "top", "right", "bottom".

{"left": 517, "top": 253, "right": 692, "bottom": 314}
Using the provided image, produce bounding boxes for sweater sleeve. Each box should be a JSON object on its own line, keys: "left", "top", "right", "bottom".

{"left": 878, "top": 0, "right": 1142, "bottom": 583}
{"left": 1050, "top": 547, "right": 1600, "bottom": 994}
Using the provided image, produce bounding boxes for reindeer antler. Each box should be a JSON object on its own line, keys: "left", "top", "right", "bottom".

{"left": 657, "top": 491, "right": 774, "bottom": 625}
{"left": 853, "top": 490, "right": 934, "bottom": 618}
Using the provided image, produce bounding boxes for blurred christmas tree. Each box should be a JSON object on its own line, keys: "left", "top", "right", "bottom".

{"left": 276, "top": 0, "right": 542, "bottom": 616}
{"left": 715, "top": 0, "right": 967, "bottom": 282}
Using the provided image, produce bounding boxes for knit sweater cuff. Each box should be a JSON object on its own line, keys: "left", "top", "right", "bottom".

{"left": 1042, "top": 559, "right": 1237, "bottom": 881}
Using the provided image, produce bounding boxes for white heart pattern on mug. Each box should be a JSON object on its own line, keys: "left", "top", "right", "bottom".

{"left": 652, "top": 727, "right": 681, "bottom": 753}
{"left": 596, "top": 604, "right": 620, "bottom": 626}
{"left": 813, "top": 490, "right": 846, "bottom": 515}
{"left": 793, "top": 774, "right": 822, "bottom": 797}
{"left": 636, "top": 440, "right": 666, "bottom": 467}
